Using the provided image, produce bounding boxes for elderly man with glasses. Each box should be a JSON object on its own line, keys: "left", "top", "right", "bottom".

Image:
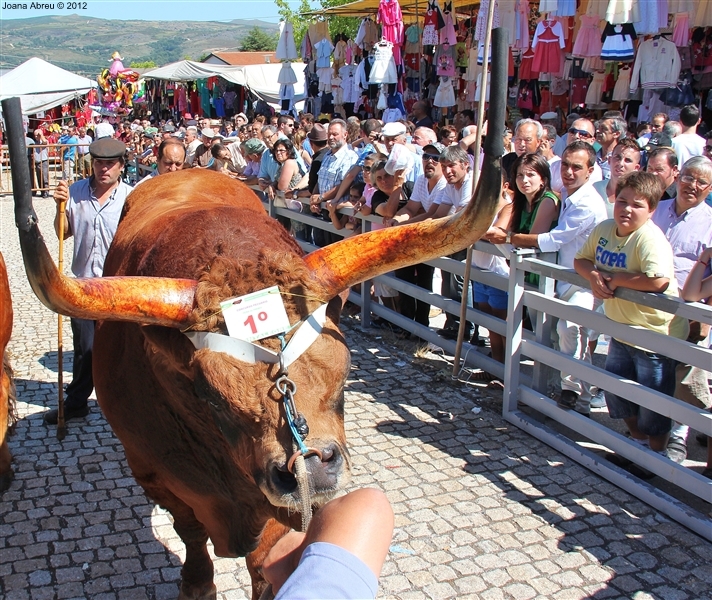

{"left": 550, "top": 118, "right": 603, "bottom": 194}
{"left": 651, "top": 155, "right": 712, "bottom": 464}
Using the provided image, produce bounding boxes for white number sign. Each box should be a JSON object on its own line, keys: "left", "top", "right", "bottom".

{"left": 220, "top": 286, "right": 291, "bottom": 343}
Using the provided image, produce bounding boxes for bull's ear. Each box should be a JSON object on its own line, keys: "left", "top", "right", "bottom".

{"left": 326, "top": 291, "right": 350, "bottom": 326}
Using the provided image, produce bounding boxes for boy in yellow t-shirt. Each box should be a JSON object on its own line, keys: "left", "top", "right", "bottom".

{"left": 574, "top": 171, "right": 686, "bottom": 459}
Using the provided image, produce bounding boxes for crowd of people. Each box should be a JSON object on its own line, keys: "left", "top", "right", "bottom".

{"left": 40, "top": 101, "right": 711, "bottom": 485}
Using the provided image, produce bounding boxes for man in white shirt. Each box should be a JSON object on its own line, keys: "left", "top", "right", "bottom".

{"left": 425, "top": 146, "right": 474, "bottom": 339}
{"left": 671, "top": 104, "right": 705, "bottom": 166}
{"left": 387, "top": 143, "right": 448, "bottom": 329}
{"left": 550, "top": 118, "right": 603, "bottom": 194}
{"left": 489, "top": 141, "right": 608, "bottom": 414}
{"left": 184, "top": 126, "right": 202, "bottom": 166}
{"left": 94, "top": 117, "right": 115, "bottom": 140}
{"left": 388, "top": 142, "right": 447, "bottom": 225}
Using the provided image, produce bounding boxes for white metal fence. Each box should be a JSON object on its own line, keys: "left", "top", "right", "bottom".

{"left": 265, "top": 194, "right": 712, "bottom": 540}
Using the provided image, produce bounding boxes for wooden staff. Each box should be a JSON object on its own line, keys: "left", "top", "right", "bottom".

{"left": 56, "top": 197, "right": 66, "bottom": 441}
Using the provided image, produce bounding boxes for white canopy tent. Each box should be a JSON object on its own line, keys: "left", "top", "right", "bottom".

{"left": 143, "top": 60, "right": 305, "bottom": 105}
{"left": 0, "top": 57, "right": 97, "bottom": 115}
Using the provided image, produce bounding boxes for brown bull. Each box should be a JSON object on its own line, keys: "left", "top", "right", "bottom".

{"left": 0, "top": 252, "right": 17, "bottom": 494}
{"left": 4, "top": 28, "right": 507, "bottom": 600}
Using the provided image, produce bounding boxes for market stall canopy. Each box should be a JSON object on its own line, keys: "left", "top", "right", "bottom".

{"left": 142, "top": 60, "right": 305, "bottom": 105}
{"left": 304, "top": 0, "right": 480, "bottom": 17}
{"left": 0, "top": 57, "right": 97, "bottom": 115}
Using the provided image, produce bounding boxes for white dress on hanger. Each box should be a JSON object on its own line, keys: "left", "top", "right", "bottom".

{"left": 276, "top": 21, "right": 298, "bottom": 60}
{"left": 433, "top": 77, "right": 456, "bottom": 107}
{"left": 369, "top": 41, "right": 398, "bottom": 84}
{"left": 606, "top": 0, "right": 640, "bottom": 25}
{"left": 278, "top": 62, "right": 298, "bottom": 85}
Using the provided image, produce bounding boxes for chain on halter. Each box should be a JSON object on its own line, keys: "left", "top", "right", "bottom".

{"left": 276, "top": 352, "right": 309, "bottom": 456}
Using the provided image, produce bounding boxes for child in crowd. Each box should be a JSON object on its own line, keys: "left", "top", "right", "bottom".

{"left": 327, "top": 181, "right": 365, "bottom": 236}
{"left": 574, "top": 171, "right": 689, "bottom": 464}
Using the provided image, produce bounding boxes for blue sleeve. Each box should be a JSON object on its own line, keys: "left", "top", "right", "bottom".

{"left": 274, "top": 542, "right": 378, "bottom": 600}
{"left": 258, "top": 151, "right": 270, "bottom": 180}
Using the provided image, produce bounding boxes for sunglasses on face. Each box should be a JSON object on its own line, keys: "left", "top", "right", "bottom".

{"left": 422, "top": 153, "right": 441, "bottom": 162}
{"left": 568, "top": 127, "right": 593, "bottom": 138}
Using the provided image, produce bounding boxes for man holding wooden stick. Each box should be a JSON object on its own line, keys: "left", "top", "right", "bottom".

{"left": 44, "top": 138, "right": 132, "bottom": 425}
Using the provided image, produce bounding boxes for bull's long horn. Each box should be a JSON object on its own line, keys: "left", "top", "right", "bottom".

{"left": 306, "top": 29, "right": 508, "bottom": 298}
{"left": 2, "top": 97, "right": 197, "bottom": 328}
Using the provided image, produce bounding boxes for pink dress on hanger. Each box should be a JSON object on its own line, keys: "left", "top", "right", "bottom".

{"left": 378, "top": 0, "right": 405, "bottom": 65}
{"left": 572, "top": 15, "right": 603, "bottom": 58}
{"left": 440, "top": 2, "right": 458, "bottom": 45}
{"left": 531, "top": 19, "right": 565, "bottom": 73}
{"left": 514, "top": 0, "right": 531, "bottom": 50}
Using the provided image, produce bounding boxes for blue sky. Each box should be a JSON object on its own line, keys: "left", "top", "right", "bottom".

{"left": 0, "top": 1, "right": 306, "bottom": 23}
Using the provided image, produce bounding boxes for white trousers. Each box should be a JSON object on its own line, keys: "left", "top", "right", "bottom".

{"left": 557, "top": 285, "right": 595, "bottom": 406}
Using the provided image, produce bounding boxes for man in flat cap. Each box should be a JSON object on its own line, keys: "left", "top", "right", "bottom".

{"left": 45, "top": 137, "right": 133, "bottom": 425}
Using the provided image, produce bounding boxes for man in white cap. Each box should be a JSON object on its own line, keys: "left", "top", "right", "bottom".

{"left": 192, "top": 128, "right": 216, "bottom": 168}
{"left": 381, "top": 121, "right": 423, "bottom": 183}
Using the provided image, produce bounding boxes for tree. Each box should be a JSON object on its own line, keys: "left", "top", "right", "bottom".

{"left": 129, "top": 60, "right": 157, "bottom": 68}
{"left": 239, "top": 27, "right": 279, "bottom": 52}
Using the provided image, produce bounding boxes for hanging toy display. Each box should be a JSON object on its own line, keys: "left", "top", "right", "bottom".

{"left": 95, "top": 51, "right": 141, "bottom": 114}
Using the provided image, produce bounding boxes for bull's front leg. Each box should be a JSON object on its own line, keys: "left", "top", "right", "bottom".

{"left": 131, "top": 467, "right": 216, "bottom": 600}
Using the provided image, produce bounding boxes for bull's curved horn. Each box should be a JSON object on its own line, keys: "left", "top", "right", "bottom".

{"left": 2, "top": 97, "right": 197, "bottom": 328}
{"left": 306, "top": 29, "right": 508, "bottom": 299}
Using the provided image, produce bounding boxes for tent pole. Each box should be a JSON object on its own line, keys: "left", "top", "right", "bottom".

{"left": 452, "top": 0, "right": 498, "bottom": 376}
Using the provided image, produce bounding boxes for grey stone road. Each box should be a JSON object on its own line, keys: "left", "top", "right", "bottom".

{"left": 1, "top": 196, "right": 712, "bottom": 600}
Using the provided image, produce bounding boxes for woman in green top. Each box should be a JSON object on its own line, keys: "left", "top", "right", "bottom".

{"left": 508, "top": 153, "right": 560, "bottom": 286}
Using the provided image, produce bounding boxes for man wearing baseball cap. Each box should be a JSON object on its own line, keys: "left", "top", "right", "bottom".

{"left": 46, "top": 138, "right": 133, "bottom": 425}
{"left": 381, "top": 121, "right": 423, "bottom": 183}
{"left": 386, "top": 142, "right": 448, "bottom": 329}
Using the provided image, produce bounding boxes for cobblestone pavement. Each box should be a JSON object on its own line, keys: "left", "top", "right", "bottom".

{"left": 1, "top": 196, "right": 712, "bottom": 600}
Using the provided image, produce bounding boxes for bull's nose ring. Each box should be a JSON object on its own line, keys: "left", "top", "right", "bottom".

{"left": 287, "top": 448, "right": 323, "bottom": 473}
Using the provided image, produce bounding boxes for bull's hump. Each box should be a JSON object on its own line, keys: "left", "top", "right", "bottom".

{"left": 123, "top": 170, "right": 266, "bottom": 232}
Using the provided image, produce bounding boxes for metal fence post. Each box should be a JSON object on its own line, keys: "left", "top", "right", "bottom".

{"left": 532, "top": 255, "right": 556, "bottom": 395}
{"left": 503, "top": 249, "right": 527, "bottom": 414}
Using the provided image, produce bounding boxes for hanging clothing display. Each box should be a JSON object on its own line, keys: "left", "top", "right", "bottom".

{"left": 612, "top": 66, "right": 632, "bottom": 101}
{"left": 634, "top": 0, "right": 664, "bottom": 35}
{"left": 585, "top": 71, "right": 606, "bottom": 105}
{"left": 630, "top": 36, "right": 682, "bottom": 92}
{"left": 475, "top": 0, "right": 499, "bottom": 41}
{"left": 278, "top": 62, "right": 298, "bottom": 85}
{"left": 531, "top": 19, "right": 566, "bottom": 73}
{"left": 572, "top": 15, "right": 603, "bottom": 57}
{"left": 436, "top": 43, "right": 457, "bottom": 77}
{"left": 694, "top": 0, "right": 712, "bottom": 27}
{"left": 355, "top": 18, "right": 379, "bottom": 50}
{"left": 433, "top": 77, "right": 456, "bottom": 107}
{"left": 601, "top": 23, "right": 637, "bottom": 61}
{"left": 606, "top": 0, "right": 640, "bottom": 25}
{"left": 673, "top": 13, "right": 690, "bottom": 47}
{"left": 422, "top": 0, "right": 442, "bottom": 45}
{"left": 276, "top": 21, "right": 298, "bottom": 60}
{"left": 369, "top": 40, "right": 398, "bottom": 84}
{"left": 378, "top": 0, "right": 405, "bottom": 65}
{"left": 539, "top": 0, "right": 558, "bottom": 13}
{"left": 314, "top": 38, "right": 334, "bottom": 68}
{"left": 514, "top": 0, "right": 531, "bottom": 50}
{"left": 339, "top": 65, "right": 361, "bottom": 104}
{"left": 553, "top": 0, "right": 576, "bottom": 16}
{"left": 499, "top": 0, "right": 518, "bottom": 46}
